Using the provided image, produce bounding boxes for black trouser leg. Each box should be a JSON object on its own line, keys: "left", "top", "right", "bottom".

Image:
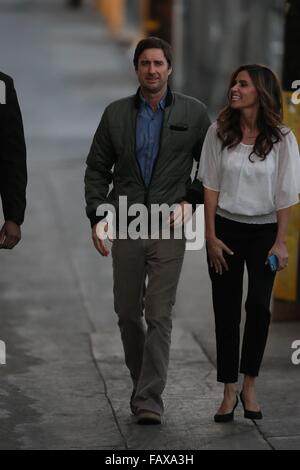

{"left": 240, "top": 228, "right": 277, "bottom": 377}
{"left": 208, "top": 216, "right": 277, "bottom": 383}
{"left": 208, "top": 220, "right": 245, "bottom": 383}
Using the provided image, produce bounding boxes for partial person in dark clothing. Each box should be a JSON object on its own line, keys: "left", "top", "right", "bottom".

{"left": 66, "top": 0, "right": 83, "bottom": 8}
{"left": 0, "top": 72, "right": 27, "bottom": 249}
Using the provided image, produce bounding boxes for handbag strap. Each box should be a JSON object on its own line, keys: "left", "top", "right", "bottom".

{"left": 193, "top": 159, "right": 200, "bottom": 182}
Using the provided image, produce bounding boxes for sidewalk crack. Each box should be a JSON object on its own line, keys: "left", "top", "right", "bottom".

{"left": 191, "top": 332, "right": 216, "bottom": 368}
{"left": 89, "top": 339, "right": 129, "bottom": 450}
{"left": 192, "top": 332, "right": 275, "bottom": 450}
{"left": 253, "top": 421, "right": 275, "bottom": 450}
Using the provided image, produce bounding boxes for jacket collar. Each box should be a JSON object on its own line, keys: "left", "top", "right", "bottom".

{"left": 134, "top": 86, "right": 173, "bottom": 109}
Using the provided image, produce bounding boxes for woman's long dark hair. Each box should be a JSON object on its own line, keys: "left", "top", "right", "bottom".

{"left": 217, "top": 64, "right": 287, "bottom": 161}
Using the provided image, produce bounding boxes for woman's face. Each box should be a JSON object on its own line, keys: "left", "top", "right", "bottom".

{"left": 230, "top": 70, "right": 259, "bottom": 111}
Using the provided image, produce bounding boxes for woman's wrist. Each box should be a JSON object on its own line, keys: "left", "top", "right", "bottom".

{"left": 274, "top": 238, "right": 287, "bottom": 245}
{"left": 206, "top": 233, "right": 217, "bottom": 241}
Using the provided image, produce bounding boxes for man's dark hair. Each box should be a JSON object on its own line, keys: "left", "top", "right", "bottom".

{"left": 133, "top": 37, "right": 172, "bottom": 70}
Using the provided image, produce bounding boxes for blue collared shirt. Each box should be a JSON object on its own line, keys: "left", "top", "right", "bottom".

{"left": 136, "top": 93, "right": 166, "bottom": 187}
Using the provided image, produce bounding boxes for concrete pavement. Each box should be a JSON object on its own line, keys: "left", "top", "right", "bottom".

{"left": 0, "top": 0, "right": 299, "bottom": 450}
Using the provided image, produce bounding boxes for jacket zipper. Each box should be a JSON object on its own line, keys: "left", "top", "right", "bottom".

{"left": 144, "top": 106, "right": 171, "bottom": 207}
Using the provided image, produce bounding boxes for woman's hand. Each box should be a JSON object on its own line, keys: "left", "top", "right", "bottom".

{"left": 267, "top": 241, "right": 288, "bottom": 271}
{"left": 206, "top": 237, "right": 234, "bottom": 275}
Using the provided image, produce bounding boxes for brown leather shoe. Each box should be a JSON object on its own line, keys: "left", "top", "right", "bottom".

{"left": 137, "top": 410, "right": 161, "bottom": 425}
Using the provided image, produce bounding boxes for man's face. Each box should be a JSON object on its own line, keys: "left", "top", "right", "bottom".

{"left": 135, "top": 48, "right": 172, "bottom": 94}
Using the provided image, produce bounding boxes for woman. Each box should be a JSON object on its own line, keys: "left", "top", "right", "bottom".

{"left": 199, "top": 64, "right": 300, "bottom": 422}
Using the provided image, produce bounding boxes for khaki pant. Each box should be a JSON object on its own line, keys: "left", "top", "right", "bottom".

{"left": 112, "top": 237, "right": 186, "bottom": 415}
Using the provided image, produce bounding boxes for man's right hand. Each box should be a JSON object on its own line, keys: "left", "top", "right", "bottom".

{"left": 92, "top": 221, "right": 110, "bottom": 257}
{"left": 0, "top": 221, "right": 21, "bottom": 250}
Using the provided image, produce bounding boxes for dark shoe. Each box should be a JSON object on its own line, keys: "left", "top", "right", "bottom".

{"left": 130, "top": 389, "right": 138, "bottom": 415}
{"left": 137, "top": 410, "right": 162, "bottom": 425}
{"left": 240, "top": 391, "right": 263, "bottom": 420}
{"left": 214, "top": 395, "right": 239, "bottom": 423}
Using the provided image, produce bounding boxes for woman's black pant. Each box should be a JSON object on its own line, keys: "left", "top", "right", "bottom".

{"left": 207, "top": 215, "right": 277, "bottom": 383}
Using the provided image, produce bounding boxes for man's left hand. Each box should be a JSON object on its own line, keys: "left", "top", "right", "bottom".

{"left": 168, "top": 201, "right": 193, "bottom": 227}
{"left": 0, "top": 221, "right": 21, "bottom": 249}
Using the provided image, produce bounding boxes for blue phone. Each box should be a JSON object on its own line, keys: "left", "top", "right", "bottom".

{"left": 267, "top": 254, "right": 279, "bottom": 272}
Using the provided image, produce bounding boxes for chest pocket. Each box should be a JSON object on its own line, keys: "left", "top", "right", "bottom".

{"left": 168, "top": 124, "right": 195, "bottom": 153}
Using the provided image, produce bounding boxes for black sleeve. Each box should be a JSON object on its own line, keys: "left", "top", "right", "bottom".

{"left": 84, "top": 108, "right": 116, "bottom": 227}
{"left": 0, "top": 77, "right": 27, "bottom": 225}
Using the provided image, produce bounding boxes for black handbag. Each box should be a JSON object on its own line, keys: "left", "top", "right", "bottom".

{"left": 186, "top": 159, "right": 204, "bottom": 206}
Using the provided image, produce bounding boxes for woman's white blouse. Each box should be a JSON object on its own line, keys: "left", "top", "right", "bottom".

{"left": 198, "top": 122, "right": 300, "bottom": 223}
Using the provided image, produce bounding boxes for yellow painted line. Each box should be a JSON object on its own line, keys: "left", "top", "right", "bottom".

{"left": 273, "top": 91, "right": 300, "bottom": 302}
{"left": 274, "top": 217, "right": 299, "bottom": 301}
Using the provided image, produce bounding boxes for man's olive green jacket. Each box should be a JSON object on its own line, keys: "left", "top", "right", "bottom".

{"left": 85, "top": 87, "right": 210, "bottom": 227}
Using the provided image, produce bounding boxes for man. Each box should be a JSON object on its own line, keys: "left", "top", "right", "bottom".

{"left": 85, "top": 37, "right": 210, "bottom": 424}
{"left": 0, "top": 71, "right": 27, "bottom": 249}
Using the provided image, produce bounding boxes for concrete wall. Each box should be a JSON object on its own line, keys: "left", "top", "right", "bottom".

{"left": 176, "top": 0, "right": 285, "bottom": 116}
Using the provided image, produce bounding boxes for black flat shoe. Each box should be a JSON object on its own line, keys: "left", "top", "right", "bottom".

{"left": 214, "top": 395, "right": 239, "bottom": 423}
{"left": 240, "top": 391, "right": 263, "bottom": 420}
